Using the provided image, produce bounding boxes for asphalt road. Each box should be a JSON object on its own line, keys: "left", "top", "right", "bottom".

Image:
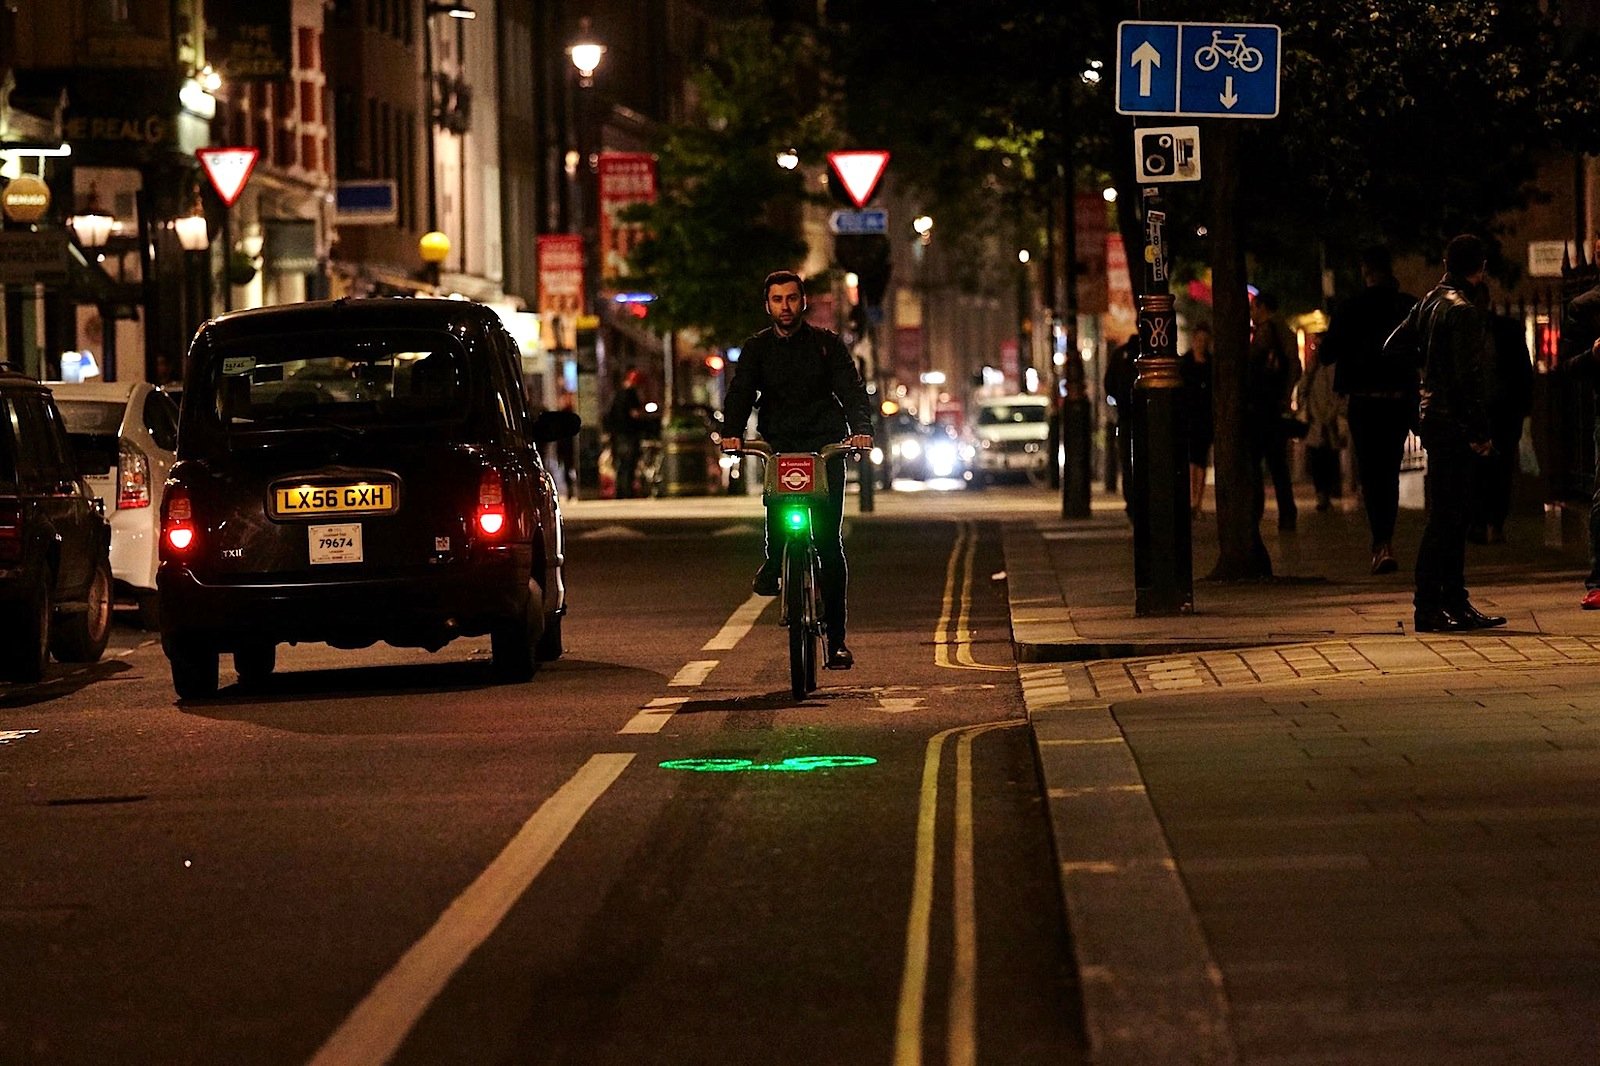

{"left": 0, "top": 494, "right": 1084, "bottom": 1065}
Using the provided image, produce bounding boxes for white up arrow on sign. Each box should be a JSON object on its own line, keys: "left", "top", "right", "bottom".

{"left": 1131, "top": 40, "right": 1161, "bottom": 97}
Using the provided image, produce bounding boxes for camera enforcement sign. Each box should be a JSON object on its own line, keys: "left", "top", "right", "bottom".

{"left": 1134, "top": 126, "right": 1201, "bottom": 184}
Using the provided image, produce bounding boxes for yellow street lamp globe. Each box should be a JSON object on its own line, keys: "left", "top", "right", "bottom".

{"left": 419, "top": 230, "right": 451, "bottom": 265}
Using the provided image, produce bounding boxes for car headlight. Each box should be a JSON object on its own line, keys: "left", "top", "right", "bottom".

{"left": 900, "top": 437, "right": 923, "bottom": 461}
{"left": 959, "top": 443, "right": 976, "bottom": 461}
{"left": 928, "top": 442, "right": 958, "bottom": 477}
{"left": 870, "top": 446, "right": 885, "bottom": 465}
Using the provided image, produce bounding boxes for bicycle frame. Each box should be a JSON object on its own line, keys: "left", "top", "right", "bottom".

{"left": 727, "top": 440, "right": 855, "bottom": 698}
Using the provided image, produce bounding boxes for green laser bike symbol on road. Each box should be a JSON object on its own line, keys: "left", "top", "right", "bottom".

{"left": 659, "top": 755, "right": 879, "bottom": 774}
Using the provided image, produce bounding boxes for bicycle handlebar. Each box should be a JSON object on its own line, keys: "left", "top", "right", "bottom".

{"left": 723, "top": 440, "right": 861, "bottom": 462}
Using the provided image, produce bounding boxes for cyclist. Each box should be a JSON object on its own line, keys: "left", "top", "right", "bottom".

{"left": 720, "top": 270, "right": 874, "bottom": 669}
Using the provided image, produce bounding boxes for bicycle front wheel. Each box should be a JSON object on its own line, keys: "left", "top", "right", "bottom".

{"left": 784, "top": 540, "right": 815, "bottom": 699}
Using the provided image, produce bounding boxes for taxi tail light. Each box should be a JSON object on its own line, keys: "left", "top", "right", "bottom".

{"left": 118, "top": 439, "right": 151, "bottom": 509}
{"left": 0, "top": 499, "right": 20, "bottom": 565}
{"left": 162, "top": 485, "right": 197, "bottom": 555}
{"left": 476, "top": 468, "right": 507, "bottom": 537}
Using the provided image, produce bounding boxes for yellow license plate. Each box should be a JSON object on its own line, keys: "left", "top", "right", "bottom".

{"left": 273, "top": 481, "right": 397, "bottom": 517}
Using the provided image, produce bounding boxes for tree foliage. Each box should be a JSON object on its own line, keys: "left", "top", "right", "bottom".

{"left": 621, "top": 19, "right": 835, "bottom": 348}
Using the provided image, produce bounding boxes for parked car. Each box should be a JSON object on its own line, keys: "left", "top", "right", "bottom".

{"left": 967, "top": 393, "right": 1051, "bottom": 487}
{"left": 50, "top": 380, "right": 179, "bottom": 627}
{"left": 0, "top": 365, "right": 114, "bottom": 681}
{"left": 157, "top": 298, "right": 581, "bottom": 698}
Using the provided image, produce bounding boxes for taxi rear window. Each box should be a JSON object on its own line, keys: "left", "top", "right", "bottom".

{"left": 206, "top": 330, "right": 470, "bottom": 433}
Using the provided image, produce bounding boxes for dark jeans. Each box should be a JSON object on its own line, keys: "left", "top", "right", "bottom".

{"left": 1249, "top": 426, "right": 1297, "bottom": 529}
{"left": 1307, "top": 445, "right": 1342, "bottom": 499}
{"left": 1475, "top": 428, "right": 1521, "bottom": 532}
{"left": 613, "top": 436, "right": 640, "bottom": 499}
{"left": 765, "top": 455, "right": 848, "bottom": 642}
{"left": 1348, "top": 395, "right": 1413, "bottom": 550}
{"left": 1415, "top": 439, "right": 1476, "bottom": 611}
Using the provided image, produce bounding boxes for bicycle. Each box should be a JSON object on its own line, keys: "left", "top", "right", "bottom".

{"left": 1193, "top": 29, "right": 1264, "bottom": 73}
{"left": 727, "top": 439, "right": 857, "bottom": 699}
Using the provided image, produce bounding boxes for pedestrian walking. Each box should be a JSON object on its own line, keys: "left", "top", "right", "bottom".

{"left": 1180, "top": 323, "right": 1214, "bottom": 513}
{"left": 1319, "top": 246, "right": 1419, "bottom": 574}
{"left": 1247, "top": 292, "right": 1302, "bottom": 532}
{"left": 1103, "top": 332, "right": 1139, "bottom": 512}
{"left": 553, "top": 390, "right": 578, "bottom": 500}
{"left": 1298, "top": 334, "right": 1348, "bottom": 512}
{"left": 605, "top": 367, "right": 647, "bottom": 499}
{"left": 1556, "top": 271, "right": 1600, "bottom": 607}
{"left": 1469, "top": 303, "right": 1532, "bottom": 545}
{"left": 1386, "top": 234, "right": 1505, "bottom": 632}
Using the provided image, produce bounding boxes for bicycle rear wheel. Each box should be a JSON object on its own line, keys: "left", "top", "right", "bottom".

{"left": 784, "top": 540, "right": 815, "bottom": 699}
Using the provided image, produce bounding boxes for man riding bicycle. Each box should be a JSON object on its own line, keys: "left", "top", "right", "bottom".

{"left": 720, "top": 270, "right": 874, "bottom": 669}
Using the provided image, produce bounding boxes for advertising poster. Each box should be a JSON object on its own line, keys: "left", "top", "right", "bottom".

{"left": 537, "top": 235, "right": 584, "bottom": 352}
{"left": 597, "top": 153, "right": 657, "bottom": 288}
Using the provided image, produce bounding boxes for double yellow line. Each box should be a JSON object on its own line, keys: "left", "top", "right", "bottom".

{"left": 935, "top": 522, "right": 1008, "bottom": 672}
{"left": 895, "top": 720, "right": 1022, "bottom": 1066}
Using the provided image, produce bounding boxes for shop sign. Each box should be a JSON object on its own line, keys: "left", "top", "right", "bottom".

{"left": 205, "top": 0, "right": 293, "bottom": 82}
{"left": 0, "top": 231, "right": 70, "bottom": 285}
{"left": 597, "top": 153, "right": 656, "bottom": 287}
{"left": 2, "top": 175, "right": 52, "bottom": 223}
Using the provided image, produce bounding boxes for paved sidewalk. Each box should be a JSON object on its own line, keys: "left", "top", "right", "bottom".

{"left": 1004, "top": 494, "right": 1600, "bottom": 1064}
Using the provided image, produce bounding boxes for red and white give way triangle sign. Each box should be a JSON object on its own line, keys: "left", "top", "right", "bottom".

{"left": 828, "top": 150, "right": 890, "bottom": 209}
{"left": 196, "top": 147, "right": 261, "bottom": 207}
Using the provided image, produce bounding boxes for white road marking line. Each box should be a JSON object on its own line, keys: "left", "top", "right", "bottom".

{"left": 668, "top": 660, "right": 719, "bottom": 687}
{"left": 878, "top": 697, "right": 923, "bottom": 714}
{"left": 308, "top": 753, "right": 634, "bottom": 1066}
{"left": 617, "top": 697, "right": 689, "bottom": 735}
{"left": 702, "top": 594, "right": 770, "bottom": 651}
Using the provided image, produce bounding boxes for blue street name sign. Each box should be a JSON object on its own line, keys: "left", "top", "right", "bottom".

{"left": 829, "top": 208, "right": 889, "bottom": 236}
{"left": 1115, "top": 21, "right": 1281, "bottom": 120}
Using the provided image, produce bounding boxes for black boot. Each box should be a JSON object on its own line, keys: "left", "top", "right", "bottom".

{"left": 751, "top": 559, "right": 780, "bottom": 596}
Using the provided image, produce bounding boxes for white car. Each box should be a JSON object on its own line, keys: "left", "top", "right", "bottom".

{"left": 50, "top": 380, "right": 179, "bottom": 626}
{"left": 968, "top": 394, "right": 1051, "bottom": 486}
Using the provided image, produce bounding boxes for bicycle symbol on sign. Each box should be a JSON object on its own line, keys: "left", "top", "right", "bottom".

{"left": 1193, "top": 30, "right": 1263, "bottom": 73}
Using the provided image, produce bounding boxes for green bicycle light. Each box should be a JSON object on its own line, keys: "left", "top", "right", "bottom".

{"left": 784, "top": 507, "right": 810, "bottom": 533}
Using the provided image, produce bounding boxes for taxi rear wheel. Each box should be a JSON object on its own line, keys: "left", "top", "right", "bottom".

{"left": 233, "top": 643, "right": 276, "bottom": 686}
{"left": 168, "top": 635, "right": 220, "bottom": 699}
{"left": 491, "top": 580, "right": 544, "bottom": 682}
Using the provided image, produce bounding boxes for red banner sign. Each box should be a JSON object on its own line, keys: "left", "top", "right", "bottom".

{"left": 598, "top": 153, "right": 657, "bottom": 288}
{"left": 537, "top": 235, "right": 584, "bottom": 351}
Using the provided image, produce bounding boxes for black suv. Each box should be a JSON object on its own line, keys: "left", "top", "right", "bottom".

{"left": 158, "top": 299, "right": 580, "bottom": 698}
{"left": 0, "top": 365, "right": 114, "bottom": 681}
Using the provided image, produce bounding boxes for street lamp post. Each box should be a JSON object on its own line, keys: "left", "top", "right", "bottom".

{"left": 422, "top": 3, "right": 476, "bottom": 269}
{"left": 567, "top": 18, "right": 606, "bottom": 493}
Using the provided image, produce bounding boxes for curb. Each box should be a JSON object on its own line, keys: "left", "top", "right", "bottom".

{"left": 1003, "top": 519, "right": 1239, "bottom": 1064}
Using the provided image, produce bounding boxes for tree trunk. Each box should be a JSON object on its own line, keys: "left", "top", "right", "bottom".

{"left": 1206, "top": 123, "right": 1272, "bottom": 580}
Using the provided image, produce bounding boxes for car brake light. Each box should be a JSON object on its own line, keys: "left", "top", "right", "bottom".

{"left": 119, "top": 439, "right": 151, "bottom": 509}
{"left": 0, "top": 499, "right": 20, "bottom": 565}
{"left": 162, "top": 485, "right": 196, "bottom": 555}
{"left": 477, "top": 468, "right": 506, "bottom": 536}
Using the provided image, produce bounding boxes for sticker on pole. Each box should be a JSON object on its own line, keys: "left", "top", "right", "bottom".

{"left": 196, "top": 147, "right": 261, "bottom": 207}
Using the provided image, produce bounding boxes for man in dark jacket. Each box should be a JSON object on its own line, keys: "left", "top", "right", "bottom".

{"left": 1558, "top": 276, "right": 1600, "bottom": 607}
{"left": 1320, "top": 246, "right": 1418, "bottom": 574}
{"left": 720, "top": 270, "right": 874, "bottom": 668}
{"left": 1247, "top": 292, "right": 1302, "bottom": 532}
{"left": 1387, "top": 234, "right": 1504, "bottom": 633}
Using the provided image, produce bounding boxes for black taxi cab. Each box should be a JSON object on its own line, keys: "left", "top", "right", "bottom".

{"left": 157, "top": 299, "right": 579, "bottom": 698}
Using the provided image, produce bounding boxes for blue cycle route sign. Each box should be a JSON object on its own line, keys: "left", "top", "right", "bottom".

{"left": 1115, "top": 21, "right": 1281, "bottom": 120}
